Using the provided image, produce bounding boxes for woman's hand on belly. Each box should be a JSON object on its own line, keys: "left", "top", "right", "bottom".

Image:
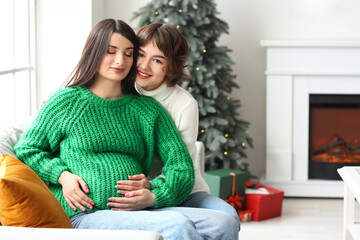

{"left": 107, "top": 189, "right": 155, "bottom": 211}
{"left": 58, "top": 171, "right": 95, "bottom": 212}
{"left": 115, "top": 174, "right": 151, "bottom": 195}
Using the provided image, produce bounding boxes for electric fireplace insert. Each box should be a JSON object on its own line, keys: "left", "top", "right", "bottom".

{"left": 309, "top": 94, "right": 360, "bottom": 180}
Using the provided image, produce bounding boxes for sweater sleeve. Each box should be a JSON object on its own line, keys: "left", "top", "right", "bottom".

{"left": 150, "top": 107, "right": 195, "bottom": 208}
{"left": 177, "top": 99, "right": 199, "bottom": 163}
{"left": 13, "top": 89, "right": 71, "bottom": 185}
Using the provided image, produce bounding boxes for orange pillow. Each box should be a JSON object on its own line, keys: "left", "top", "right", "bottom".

{"left": 0, "top": 154, "right": 73, "bottom": 228}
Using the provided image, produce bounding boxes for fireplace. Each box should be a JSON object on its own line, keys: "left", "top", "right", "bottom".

{"left": 261, "top": 40, "right": 360, "bottom": 197}
{"left": 309, "top": 94, "right": 360, "bottom": 180}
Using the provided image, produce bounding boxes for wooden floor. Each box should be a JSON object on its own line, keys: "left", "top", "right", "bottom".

{"left": 239, "top": 198, "right": 344, "bottom": 240}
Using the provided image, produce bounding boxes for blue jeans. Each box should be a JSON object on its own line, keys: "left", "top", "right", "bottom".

{"left": 180, "top": 191, "right": 241, "bottom": 231}
{"left": 71, "top": 207, "right": 238, "bottom": 240}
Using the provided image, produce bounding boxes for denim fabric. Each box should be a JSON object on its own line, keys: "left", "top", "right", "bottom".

{"left": 71, "top": 209, "right": 203, "bottom": 240}
{"left": 71, "top": 206, "right": 239, "bottom": 240}
{"left": 180, "top": 191, "right": 241, "bottom": 231}
{"left": 154, "top": 207, "right": 239, "bottom": 240}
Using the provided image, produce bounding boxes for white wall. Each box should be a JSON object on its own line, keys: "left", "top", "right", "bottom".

{"left": 36, "top": 0, "right": 360, "bottom": 178}
{"left": 215, "top": 0, "right": 360, "bottom": 178}
{"left": 102, "top": 0, "right": 146, "bottom": 29}
{"left": 36, "top": 0, "right": 93, "bottom": 103}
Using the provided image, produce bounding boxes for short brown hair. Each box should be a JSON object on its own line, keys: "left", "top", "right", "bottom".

{"left": 64, "top": 19, "right": 139, "bottom": 94}
{"left": 137, "top": 23, "right": 190, "bottom": 87}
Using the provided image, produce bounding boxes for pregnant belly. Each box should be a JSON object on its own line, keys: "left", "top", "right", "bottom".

{"left": 71, "top": 155, "right": 144, "bottom": 209}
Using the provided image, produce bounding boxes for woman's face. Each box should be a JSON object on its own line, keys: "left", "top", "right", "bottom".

{"left": 96, "top": 33, "right": 134, "bottom": 84}
{"left": 136, "top": 40, "right": 168, "bottom": 91}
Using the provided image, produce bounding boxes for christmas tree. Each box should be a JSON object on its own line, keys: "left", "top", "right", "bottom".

{"left": 132, "top": 0, "right": 253, "bottom": 172}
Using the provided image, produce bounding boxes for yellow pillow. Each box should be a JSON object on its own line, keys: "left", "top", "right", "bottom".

{"left": 0, "top": 154, "right": 73, "bottom": 228}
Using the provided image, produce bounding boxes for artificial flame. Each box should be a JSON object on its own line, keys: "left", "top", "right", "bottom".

{"left": 310, "top": 137, "right": 360, "bottom": 163}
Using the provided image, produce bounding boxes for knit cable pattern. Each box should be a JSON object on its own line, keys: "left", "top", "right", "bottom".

{"left": 14, "top": 86, "right": 194, "bottom": 218}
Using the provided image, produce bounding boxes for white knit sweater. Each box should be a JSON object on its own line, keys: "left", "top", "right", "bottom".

{"left": 136, "top": 83, "right": 210, "bottom": 194}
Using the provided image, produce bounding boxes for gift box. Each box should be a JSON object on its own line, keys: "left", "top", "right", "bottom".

{"left": 204, "top": 169, "right": 246, "bottom": 199}
{"left": 245, "top": 181, "right": 284, "bottom": 221}
{"left": 238, "top": 210, "right": 254, "bottom": 222}
{"left": 225, "top": 172, "right": 246, "bottom": 210}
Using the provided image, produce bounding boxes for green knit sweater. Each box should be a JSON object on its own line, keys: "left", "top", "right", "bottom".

{"left": 14, "top": 86, "right": 194, "bottom": 218}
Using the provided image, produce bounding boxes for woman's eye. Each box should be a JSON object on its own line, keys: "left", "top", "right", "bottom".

{"left": 107, "top": 47, "right": 116, "bottom": 54}
{"left": 154, "top": 59, "right": 162, "bottom": 64}
{"left": 125, "top": 52, "right": 133, "bottom": 57}
{"left": 138, "top": 53, "right": 144, "bottom": 57}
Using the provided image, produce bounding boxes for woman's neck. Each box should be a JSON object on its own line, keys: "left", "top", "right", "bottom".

{"left": 89, "top": 79, "right": 123, "bottom": 99}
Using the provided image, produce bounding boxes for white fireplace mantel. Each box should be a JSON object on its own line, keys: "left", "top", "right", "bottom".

{"left": 261, "top": 40, "right": 360, "bottom": 197}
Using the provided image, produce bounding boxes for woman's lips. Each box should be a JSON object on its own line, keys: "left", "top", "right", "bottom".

{"left": 111, "top": 67, "right": 124, "bottom": 73}
{"left": 137, "top": 70, "right": 151, "bottom": 79}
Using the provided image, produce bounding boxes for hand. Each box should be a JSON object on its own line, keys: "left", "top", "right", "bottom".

{"left": 115, "top": 174, "right": 151, "bottom": 195}
{"left": 58, "top": 171, "right": 94, "bottom": 212}
{"left": 107, "top": 189, "right": 156, "bottom": 211}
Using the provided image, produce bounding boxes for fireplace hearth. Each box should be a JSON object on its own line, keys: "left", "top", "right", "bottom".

{"left": 262, "top": 40, "right": 360, "bottom": 197}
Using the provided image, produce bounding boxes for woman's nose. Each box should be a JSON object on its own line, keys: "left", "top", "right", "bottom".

{"left": 115, "top": 54, "right": 124, "bottom": 65}
{"left": 139, "top": 58, "right": 150, "bottom": 70}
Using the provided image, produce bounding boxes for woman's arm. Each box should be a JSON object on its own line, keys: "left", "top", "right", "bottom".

{"left": 176, "top": 99, "right": 199, "bottom": 163}
{"left": 14, "top": 90, "right": 70, "bottom": 184}
{"left": 150, "top": 107, "right": 195, "bottom": 208}
{"left": 14, "top": 88, "right": 94, "bottom": 211}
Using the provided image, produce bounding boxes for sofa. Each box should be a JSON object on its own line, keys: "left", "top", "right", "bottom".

{"left": 0, "top": 122, "right": 206, "bottom": 240}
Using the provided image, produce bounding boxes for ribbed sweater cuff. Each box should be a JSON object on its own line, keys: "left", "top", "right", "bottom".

{"left": 48, "top": 162, "right": 69, "bottom": 185}
{"left": 152, "top": 188, "right": 170, "bottom": 208}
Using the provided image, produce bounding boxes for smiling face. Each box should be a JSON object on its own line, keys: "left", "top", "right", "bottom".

{"left": 96, "top": 33, "right": 134, "bottom": 85}
{"left": 136, "top": 40, "right": 168, "bottom": 91}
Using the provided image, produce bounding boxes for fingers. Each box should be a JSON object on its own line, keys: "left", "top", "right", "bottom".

{"left": 107, "top": 189, "right": 155, "bottom": 211}
{"left": 76, "top": 193, "right": 94, "bottom": 210}
{"left": 60, "top": 172, "right": 94, "bottom": 212}
{"left": 128, "top": 174, "right": 146, "bottom": 180}
{"left": 115, "top": 181, "right": 139, "bottom": 191}
{"left": 67, "top": 195, "right": 87, "bottom": 212}
{"left": 64, "top": 197, "right": 77, "bottom": 212}
{"left": 65, "top": 191, "right": 94, "bottom": 212}
{"left": 78, "top": 177, "right": 90, "bottom": 194}
{"left": 124, "top": 192, "right": 134, "bottom": 198}
{"left": 75, "top": 177, "right": 94, "bottom": 207}
{"left": 107, "top": 196, "right": 135, "bottom": 210}
{"left": 116, "top": 174, "right": 151, "bottom": 191}
{"left": 129, "top": 174, "right": 151, "bottom": 190}
{"left": 116, "top": 189, "right": 129, "bottom": 195}
{"left": 71, "top": 182, "right": 94, "bottom": 209}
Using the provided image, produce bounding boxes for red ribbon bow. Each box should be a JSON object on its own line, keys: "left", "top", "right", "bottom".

{"left": 225, "top": 193, "right": 243, "bottom": 209}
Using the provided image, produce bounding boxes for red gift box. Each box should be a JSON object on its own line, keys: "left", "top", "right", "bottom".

{"left": 245, "top": 181, "right": 284, "bottom": 221}
{"left": 238, "top": 210, "right": 254, "bottom": 222}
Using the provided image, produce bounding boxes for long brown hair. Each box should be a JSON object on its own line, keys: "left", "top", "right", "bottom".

{"left": 136, "top": 22, "right": 190, "bottom": 87}
{"left": 64, "top": 19, "right": 138, "bottom": 94}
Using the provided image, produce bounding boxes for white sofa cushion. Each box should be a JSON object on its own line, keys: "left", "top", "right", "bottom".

{"left": 0, "top": 123, "right": 28, "bottom": 157}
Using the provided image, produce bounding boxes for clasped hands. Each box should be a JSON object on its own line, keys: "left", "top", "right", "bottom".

{"left": 58, "top": 171, "right": 154, "bottom": 212}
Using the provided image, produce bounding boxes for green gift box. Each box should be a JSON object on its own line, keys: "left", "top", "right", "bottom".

{"left": 204, "top": 168, "right": 246, "bottom": 200}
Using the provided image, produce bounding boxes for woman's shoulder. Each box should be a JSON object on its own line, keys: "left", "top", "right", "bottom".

{"left": 167, "top": 85, "right": 198, "bottom": 111}
{"left": 48, "top": 86, "right": 82, "bottom": 100}
{"left": 130, "top": 94, "right": 170, "bottom": 119}
{"left": 132, "top": 94, "right": 163, "bottom": 108}
{"left": 42, "top": 87, "right": 84, "bottom": 112}
{"left": 172, "top": 85, "right": 197, "bottom": 104}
